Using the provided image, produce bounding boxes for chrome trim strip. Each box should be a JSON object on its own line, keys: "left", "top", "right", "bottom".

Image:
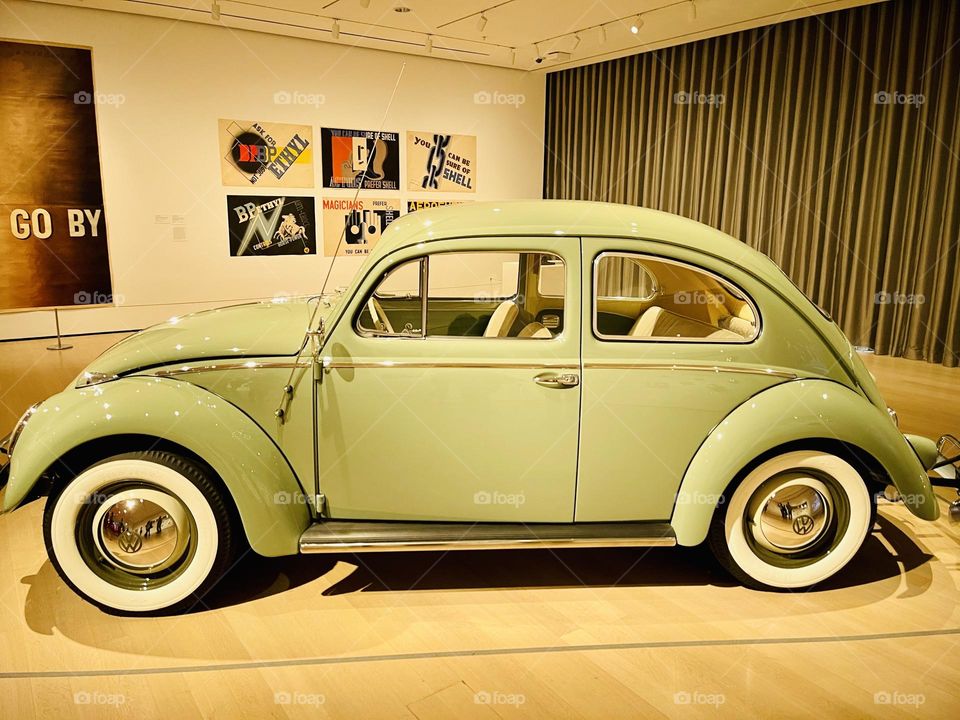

{"left": 153, "top": 361, "right": 311, "bottom": 377}
{"left": 583, "top": 362, "right": 796, "bottom": 379}
{"left": 324, "top": 361, "right": 579, "bottom": 370}
{"left": 300, "top": 536, "right": 677, "bottom": 553}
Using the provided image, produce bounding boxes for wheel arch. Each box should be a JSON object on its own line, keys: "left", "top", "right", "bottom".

{"left": 4, "top": 377, "right": 311, "bottom": 556}
{"left": 670, "top": 379, "right": 938, "bottom": 546}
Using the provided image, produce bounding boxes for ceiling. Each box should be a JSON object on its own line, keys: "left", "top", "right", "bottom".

{"left": 34, "top": 0, "right": 883, "bottom": 71}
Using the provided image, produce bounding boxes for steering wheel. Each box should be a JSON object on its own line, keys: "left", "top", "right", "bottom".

{"left": 367, "top": 296, "right": 395, "bottom": 334}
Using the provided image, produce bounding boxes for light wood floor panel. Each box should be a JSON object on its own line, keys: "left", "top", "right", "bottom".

{"left": 0, "top": 334, "right": 958, "bottom": 718}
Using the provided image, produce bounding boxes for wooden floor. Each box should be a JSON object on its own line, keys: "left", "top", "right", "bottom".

{"left": 0, "top": 334, "right": 959, "bottom": 719}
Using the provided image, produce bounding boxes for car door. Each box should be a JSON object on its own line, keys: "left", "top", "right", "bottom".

{"left": 576, "top": 236, "right": 794, "bottom": 522}
{"left": 317, "top": 237, "right": 581, "bottom": 523}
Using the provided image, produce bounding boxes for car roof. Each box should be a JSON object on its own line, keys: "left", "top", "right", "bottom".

{"left": 372, "top": 200, "right": 772, "bottom": 275}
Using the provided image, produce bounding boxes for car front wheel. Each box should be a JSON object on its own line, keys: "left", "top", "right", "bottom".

{"left": 43, "top": 451, "right": 241, "bottom": 615}
{"left": 708, "top": 450, "right": 875, "bottom": 590}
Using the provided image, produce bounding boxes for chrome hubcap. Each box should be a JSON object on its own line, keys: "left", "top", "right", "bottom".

{"left": 92, "top": 488, "right": 191, "bottom": 575}
{"left": 748, "top": 475, "right": 833, "bottom": 554}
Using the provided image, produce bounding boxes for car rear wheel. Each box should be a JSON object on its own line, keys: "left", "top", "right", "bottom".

{"left": 708, "top": 450, "right": 875, "bottom": 590}
{"left": 43, "top": 451, "right": 242, "bottom": 615}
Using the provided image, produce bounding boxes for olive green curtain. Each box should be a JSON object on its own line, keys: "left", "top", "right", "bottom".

{"left": 544, "top": 0, "right": 960, "bottom": 366}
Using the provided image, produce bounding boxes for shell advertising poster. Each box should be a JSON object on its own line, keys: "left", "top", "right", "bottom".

{"left": 406, "top": 132, "right": 477, "bottom": 193}
{"left": 321, "top": 127, "right": 400, "bottom": 190}
{"left": 321, "top": 198, "right": 401, "bottom": 257}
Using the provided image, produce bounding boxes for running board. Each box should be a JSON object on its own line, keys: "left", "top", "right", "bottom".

{"left": 299, "top": 520, "right": 676, "bottom": 553}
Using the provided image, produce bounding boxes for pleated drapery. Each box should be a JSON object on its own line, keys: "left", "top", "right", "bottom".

{"left": 544, "top": 0, "right": 960, "bottom": 366}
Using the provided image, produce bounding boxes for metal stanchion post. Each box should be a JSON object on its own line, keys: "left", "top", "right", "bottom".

{"left": 46, "top": 308, "right": 73, "bottom": 351}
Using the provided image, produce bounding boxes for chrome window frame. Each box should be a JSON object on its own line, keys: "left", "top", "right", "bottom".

{"left": 591, "top": 251, "right": 762, "bottom": 344}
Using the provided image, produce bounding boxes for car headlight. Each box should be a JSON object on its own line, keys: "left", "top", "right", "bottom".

{"left": 5, "top": 402, "right": 40, "bottom": 456}
{"left": 76, "top": 371, "right": 119, "bottom": 388}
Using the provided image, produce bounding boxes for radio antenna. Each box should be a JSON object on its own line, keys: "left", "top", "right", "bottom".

{"left": 275, "top": 61, "right": 406, "bottom": 422}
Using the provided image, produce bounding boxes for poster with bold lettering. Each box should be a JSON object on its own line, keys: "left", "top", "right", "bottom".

{"left": 219, "top": 119, "right": 314, "bottom": 188}
{"left": 406, "top": 132, "right": 477, "bottom": 193}
{"left": 321, "top": 128, "right": 400, "bottom": 190}
{"left": 226, "top": 195, "right": 316, "bottom": 256}
{"left": 321, "top": 198, "right": 401, "bottom": 257}
{"left": 405, "top": 200, "right": 469, "bottom": 213}
{"left": 0, "top": 40, "right": 112, "bottom": 310}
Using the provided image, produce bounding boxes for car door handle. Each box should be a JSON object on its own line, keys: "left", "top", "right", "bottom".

{"left": 534, "top": 373, "right": 580, "bottom": 388}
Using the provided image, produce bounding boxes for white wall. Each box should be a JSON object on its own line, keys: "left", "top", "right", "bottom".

{"left": 0, "top": 0, "right": 545, "bottom": 340}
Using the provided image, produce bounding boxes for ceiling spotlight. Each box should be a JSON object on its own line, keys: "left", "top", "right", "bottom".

{"left": 331, "top": 18, "right": 340, "bottom": 40}
{"left": 510, "top": 47, "right": 516, "bottom": 65}
{"left": 425, "top": 34, "right": 433, "bottom": 53}
{"left": 477, "top": 13, "right": 488, "bottom": 31}
{"left": 689, "top": 0, "right": 697, "bottom": 21}
{"left": 630, "top": 15, "right": 643, "bottom": 34}
{"left": 210, "top": 0, "right": 220, "bottom": 21}
{"left": 571, "top": 33, "right": 581, "bottom": 50}
{"left": 599, "top": 24, "right": 606, "bottom": 43}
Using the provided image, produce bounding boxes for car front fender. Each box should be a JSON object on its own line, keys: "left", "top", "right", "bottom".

{"left": 3, "top": 376, "right": 310, "bottom": 556}
{"left": 671, "top": 379, "right": 938, "bottom": 546}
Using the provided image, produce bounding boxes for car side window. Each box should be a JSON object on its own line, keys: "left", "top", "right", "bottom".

{"left": 356, "top": 258, "right": 424, "bottom": 336}
{"left": 357, "top": 251, "right": 565, "bottom": 340}
{"left": 426, "top": 251, "right": 564, "bottom": 339}
{"left": 593, "top": 252, "right": 758, "bottom": 342}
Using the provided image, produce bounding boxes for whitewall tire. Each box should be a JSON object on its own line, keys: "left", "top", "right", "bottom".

{"left": 708, "top": 450, "right": 875, "bottom": 590}
{"left": 43, "top": 451, "right": 242, "bottom": 615}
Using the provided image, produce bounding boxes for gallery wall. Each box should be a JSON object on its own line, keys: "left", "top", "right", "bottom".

{"left": 543, "top": 0, "right": 960, "bottom": 367}
{"left": 0, "top": 0, "right": 545, "bottom": 340}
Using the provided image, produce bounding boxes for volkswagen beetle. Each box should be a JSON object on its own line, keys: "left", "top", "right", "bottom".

{"left": 1, "top": 201, "right": 954, "bottom": 614}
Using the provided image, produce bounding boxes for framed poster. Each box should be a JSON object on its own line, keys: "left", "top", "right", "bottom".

{"left": 0, "top": 40, "right": 112, "bottom": 311}
{"left": 226, "top": 195, "right": 316, "bottom": 256}
{"left": 406, "top": 132, "right": 477, "bottom": 193}
{"left": 321, "top": 128, "right": 400, "bottom": 190}
{"left": 219, "top": 119, "right": 314, "bottom": 188}
{"left": 321, "top": 198, "right": 401, "bottom": 257}
{"left": 406, "top": 200, "right": 469, "bottom": 212}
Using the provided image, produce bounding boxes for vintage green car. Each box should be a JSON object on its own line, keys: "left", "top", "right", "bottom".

{"left": 0, "top": 201, "right": 953, "bottom": 614}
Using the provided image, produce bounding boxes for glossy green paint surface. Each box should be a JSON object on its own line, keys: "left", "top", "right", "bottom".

{"left": 4, "top": 376, "right": 310, "bottom": 556}
{"left": 84, "top": 300, "right": 318, "bottom": 378}
{"left": 672, "top": 379, "right": 938, "bottom": 546}
{"left": 317, "top": 236, "right": 581, "bottom": 522}
{"left": 3, "top": 201, "right": 941, "bottom": 554}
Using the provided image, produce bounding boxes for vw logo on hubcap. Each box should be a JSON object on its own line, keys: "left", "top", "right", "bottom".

{"left": 117, "top": 529, "right": 143, "bottom": 554}
{"left": 792, "top": 515, "right": 816, "bottom": 536}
